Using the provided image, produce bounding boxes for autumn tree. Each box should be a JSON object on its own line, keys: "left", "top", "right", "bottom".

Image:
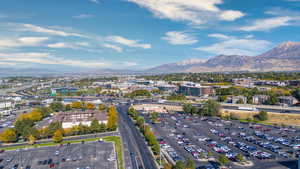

{"left": 0, "top": 128, "right": 17, "bottom": 143}
{"left": 28, "top": 134, "right": 36, "bottom": 145}
{"left": 107, "top": 106, "right": 118, "bottom": 131}
{"left": 71, "top": 101, "right": 84, "bottom": 109}
{"left": 53, "top": 130, "right": 63, "bottom": 143}
{"left": 86, "top": 103, "right": 95, "bottom": 110}
{"left": 98, "top": 104, "right": 107, "bottom": 111}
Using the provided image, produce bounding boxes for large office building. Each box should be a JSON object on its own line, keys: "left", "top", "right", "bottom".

{"left": 178, "top": 83, "right": 214, "bottom": 97}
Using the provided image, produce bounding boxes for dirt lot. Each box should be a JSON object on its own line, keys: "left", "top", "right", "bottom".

{"left": 222, "top": 109, "right": 300, "bottom": 126}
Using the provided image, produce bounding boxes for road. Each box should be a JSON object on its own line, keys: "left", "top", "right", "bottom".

{"left": 118, "top": 105, "right": 157, "bottom": 169}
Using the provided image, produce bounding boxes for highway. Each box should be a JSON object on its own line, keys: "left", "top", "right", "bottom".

{"left": 118, "top": 105, "right": 157, "bottom": 169}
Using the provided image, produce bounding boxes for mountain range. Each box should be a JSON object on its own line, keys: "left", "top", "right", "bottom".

{"left": 148, "top": 41, "right": 300, "bottom": 73}
{"left": 1, "top": 41, "right": 300, "bottom": 76}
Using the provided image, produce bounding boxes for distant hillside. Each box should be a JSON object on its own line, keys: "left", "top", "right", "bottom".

{"left": 148, "top": 41, "right": 300, "bottom": 73}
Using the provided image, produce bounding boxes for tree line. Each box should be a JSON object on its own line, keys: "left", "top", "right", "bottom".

{"left": 128, "top": 108, "right": 160, "bottom": 156}
{"left": 0, "top": 103, "right": 118, "bottom": 144}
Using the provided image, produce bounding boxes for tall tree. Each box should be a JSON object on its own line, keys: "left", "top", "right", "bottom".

{"left": 90, "top": 119, "right": 100, "bottom": 133}
{"left": 201, "top": 99, "right": 221, "bottom": 117}
{"left": 52, "top": 130, "right": 63, "bottom": 143}
{"left": 50, "top": 102, "right": 65, "bottom": 112}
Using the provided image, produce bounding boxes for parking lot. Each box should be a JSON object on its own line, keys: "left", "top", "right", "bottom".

{"left": 0, "top": 141, "right": 117, "bottom": 169}
{"left": 143, "top": 112, "right": 300, "bottom": 169}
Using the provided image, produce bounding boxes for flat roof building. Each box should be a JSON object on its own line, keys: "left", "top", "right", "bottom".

{"left": 54, "top": 110, "right": 108, "bottom": 129}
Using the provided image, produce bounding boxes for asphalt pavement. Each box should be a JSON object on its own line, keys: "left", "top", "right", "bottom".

{"left": 118, "top": 105, "right": 157, "bottom": 169}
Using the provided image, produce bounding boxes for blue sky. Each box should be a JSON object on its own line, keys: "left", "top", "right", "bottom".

{"left": 0, "top": 0, "right": 300, "bottom": 70}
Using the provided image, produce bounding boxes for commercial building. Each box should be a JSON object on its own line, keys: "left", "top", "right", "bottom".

{"left": 51, "top": 87, "right": 78, "bottom": 96}
{"left": 0, "top": 100, "right": 13, "bottom": 109}
{"left": 178, "top": 83, "right": 214, "bottom": 97}
{"left": 227, "top": 95, "right": 247, "bottom": 104}
{"left": 252, "top": 95, "right": 269, "bottom": 105}
{"left": 278, "top": 96, "right": 298, "bottom": 106}
{"left": 54, "top": 110, "right": 108, "bottom": 128}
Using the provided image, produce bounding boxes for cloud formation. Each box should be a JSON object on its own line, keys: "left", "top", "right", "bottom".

{"left": 239, "top": 16, "right": 292, "bottom": 31}
{"left": 196, "top": 34, "right": 272, "bottom": 56}
{"left": 0, "top": 37, "right": 49, "bottom": 49}
{"left": 101, "top": 43, "right": 123, "bottom": 52}
{"left": 127, "top": 0, "right": 245, "bottom": 25}
{"left": 162, "top": 31, "right": 198, "bottom": 45}
{"left": 106, "top": 35, "right": 151, "bottom": 49}
{"left": 19, "top": 24, "right": 85, "bottom": 37}
{"left": 0, "top": 52, "right": 109, "bottom": 67}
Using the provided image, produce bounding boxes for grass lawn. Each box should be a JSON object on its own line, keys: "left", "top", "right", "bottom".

{"left": 2, "top": 137, "right": 100, "bottom": 151}
{"left": 103, "top": 136, "right": 124, "bottom": 169}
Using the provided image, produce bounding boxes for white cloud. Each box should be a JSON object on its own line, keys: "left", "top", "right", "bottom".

{"left": 122, "top": 61, "right": 138, "bottom": 67}
{"left": 127, "top": 0, "right": 244, "bottom": 25}
{"left": 101, "top": 43, "right": 123, "bottom": 52}
{"left": 196, "top": 35, "right": 272, "bottom": 56}
{"left": 239, "top": 16, "right": 292, "bottom": 31}
{"left": 0, "top": 52, "right": 110, "bottom": 67}
{"left": 90, "top": 0, "right": 100, "bottom": 4}
{"left": 47, "top": 42, "right": 77, "bottom": 49}
{"left": 0, "top": 37, "right": 49, "bottom": 49}
{"left": 208, "top": 33, "right": 230, "bottom": 39}
{"left": 106, "top": 36, "right": 151, "bottom": 49}
{"left": 162, "top": 31, "right": 198, "bottom": 45}
{"left": 219, "top": 10, "right": 245, "bottom": 21}
{"left": 47, "top": 42, "right": 93, "bottom": 51}
{"left": 20, "top": 24, "right": 85, "bottom": 37}
{"left": 73, "top": 14, "right": 94, "bottom": 19}
{"left": 76, "top": 42, "right": 90, "bottom": 47}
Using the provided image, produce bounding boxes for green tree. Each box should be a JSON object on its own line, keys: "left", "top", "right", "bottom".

{"left": 185, "top": 158, "right": 196, "bottom": 169}
{"left": 236, "top": 153, "right": 244, "bottom": 162}
{"left": 152, "top": 141, "right": 160, "bottom": 155}
{"left": 50, "top": 102, "right": 65, "bottom": 112}
{"left": 292, "top": 88, "right": 300, "bottom": 101}
{"left": 172, "top": 161, "right": 185, "bottom": 169}
{"left": 218, "top": 95, "right": 227, "bottom": 102}
{"left": 201, "top": 99, "right": 221, "bottom": 116}
{"left": 90, "top": 119, "right": 100, "bottom": 133}
{"left": 151, "top": 112, "right": 158, "bottom": 123}
{"left": 99, "top": 123, "right": 107, "bottom": 132}
{"left": 37, "top": 107, "right": 53, "bottom": 117}
{"left": 52, "top": 130, "right": 63, "bottom": 143}
{"left": 266, "top": 94, "right": 278, "bottom": 105}
{"left": 136, "top": 116, "right": 145, "bottom": 129}
{"left": 218, "top": 154, "right": 230, "bottom": 166}
{"left": 255, "top": 111, "right": 268, "bottom": 121}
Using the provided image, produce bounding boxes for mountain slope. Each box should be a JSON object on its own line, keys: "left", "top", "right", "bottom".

{"left": 148, "top": 41, "right": 300, "bottom": 73}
